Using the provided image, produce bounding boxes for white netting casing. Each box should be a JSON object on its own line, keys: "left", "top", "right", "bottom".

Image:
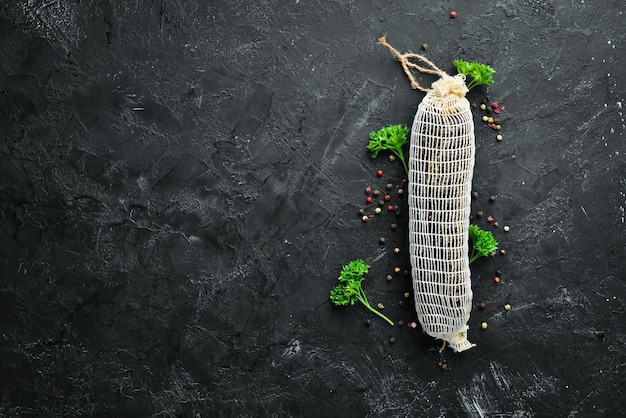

{"left": 409, "top": 74, "right": 476, "bottom": 352}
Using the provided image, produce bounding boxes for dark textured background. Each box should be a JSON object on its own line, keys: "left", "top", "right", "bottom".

{"left": 1, "top": 1, "right": 625, "bottom": 416}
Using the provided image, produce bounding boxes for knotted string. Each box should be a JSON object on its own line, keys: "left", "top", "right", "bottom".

{"left": 378, "top": 36, "right": 468, "bottom": 98}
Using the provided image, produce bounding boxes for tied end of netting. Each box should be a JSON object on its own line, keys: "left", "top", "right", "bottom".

{"left": 378, "top": 37, "right": 468, "bottom": 98}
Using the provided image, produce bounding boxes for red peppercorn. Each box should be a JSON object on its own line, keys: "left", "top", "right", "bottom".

{"left": 387, "top": 205, "right": 394, "bottom": 211}
{"left": 493, "top": 276, "right": 500, "bottom": 283}
{"left": 365, "top": 196, "right": 373, "bottom": 204}
{"left": 377, "top": 169, "right": 384, "bottom": 177}
{"left": 450, "top": 11, "right": 457, "bottom": 18}
{"left": 384, "top": 194, "right": 391, "bottom": 201}
{"left": 365, "top": 186, "right": 372, "bottom": 194}
{"left": 487, "top": 215, "right": 494, "bottom": 223}
{"left": 491, "top": 102, "right": 499, "bottom": 109}
{"left": 493, "top": 221, "right": 499, "bottom": 227}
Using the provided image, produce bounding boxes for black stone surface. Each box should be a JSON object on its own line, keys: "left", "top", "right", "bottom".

{"left": 1, "top": 1, "right": 625, "bottom": 416}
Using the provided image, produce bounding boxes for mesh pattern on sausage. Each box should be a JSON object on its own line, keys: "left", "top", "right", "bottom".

{"left": 409, "top": 89, "right": 476, "bottom": 352}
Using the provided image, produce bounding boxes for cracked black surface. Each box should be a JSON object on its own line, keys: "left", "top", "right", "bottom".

{"left": 1, "top": 1, "right": 625, "bottom": 416}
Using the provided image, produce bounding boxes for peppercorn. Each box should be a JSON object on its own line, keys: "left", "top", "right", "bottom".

{"left": 476, "top": 210, "right": 484, "bottom": 218}
{"left": 504, "top": 304, "right": 511, "bottom": 311}
{"left": 365, "top": 196, "right": 372, "bottom": 204}
{"left": 379, "top": 237, "right": 386, "bottom": 245}
{"left": 481, "top": 322, "right": 488, "bottom": 330}
{"left": 358, "top": 209, "right": 365, "bottom": 216}
{"left": 390, "top": 223, "right": 397, "bottom": 230}
{"left": 500, "top": 249, "right": 506, "bottom": 255}
{"left": 365, "top": 186, "right": 372, "bottom": 194}
{"left": 478, "top": 302, "right": 487, "bottom": 310}
{"left": 411, "top": 322, "right": 417, "bottom": 328}
{"left": 394, "top": 267, "right": 401, "bottom": 273}
{"left": 487, "top": 215, "right": 494, "bottom": 223}
{"left": 389, "top": 155, "right": 396, "bottom": 162}
{"left": 377, "top": 169, "right": 384, "bottom": 177}
{"left": 496, "top": 134, "right": 503, "bottom": 141}
{"left": 480, "top": 104, "right": 487, "bottom": 110}
{"left": 375, "top": 207, "right": 382, "bottom": 214}
{"left": 362, "top": 215, "right": 368, "bottom": 222}
{"left": 377, "top": 303, "right": 385, "bottom": 309}
{"left": 387, "top": 205, "right": 394, "bottom": 211}
{"left": 482, "top": 115, "right": 489, "bottom": 122}
{"left": 386, "top": 274, "right": 393, "bottom": 282}
{"left": 389, "top": 336, "right": 396, "bottom": 343}
{"left": 450, "top": 11, "right": 457, "bottom": 18}
{"left": 378, "top": 200, "right": 385, "bottom": 207}
{"left": 397, "top": 188, "right": 404, "bottom": 196}
{"left": 386, "top": 183, "right": 393, "bottom": 190}
{"left": 394, "top": 247, "right": 400, "bottom": 254}
{"left": 471, "top": 191, "right": 479, "bottom": 199}
{"left": 384, "top": 194, "right": 391, "bottom": 201}
{"left": 487, "top": 117, "right": 494, "bottom": 123}
{"left": 398, "top": 320, "right": 404, "bottom": 326}
{"left": 493, "top": 276, "right": 500, "bottom": 283}
{"left": 373, "top": 189, "right": 380, "bottom": 197}
{"left": 471, "top": 102, "right": 477, "bottom": 109}
{"left": 503, "top": 225, "right": 510, "bottom": 232}
{"left": 422, "top": 43, "right": 428, "bottom": 50}
{"left": 489, "top": 195, "right": 496, "bottom": 202}
{"left": 404, "top": 292, "right": 410, "bottom": 299}
{"left": 493, "top": 221, "right": 499, "bottom": 227}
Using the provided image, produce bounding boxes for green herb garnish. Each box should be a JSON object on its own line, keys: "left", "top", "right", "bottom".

{"left": 367, "top": 125, "right": 409, "bottom": 175}
{"left": 453, "top": 60, "right": 495, "bottom": 91}
{"left": 330, "top": 259, "right": 394, "bottom": 326}
{"left": 468, "top": 224, "right": 499, "bottom": 264}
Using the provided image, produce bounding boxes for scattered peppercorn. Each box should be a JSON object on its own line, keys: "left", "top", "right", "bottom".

{"left": 362, "top": 215, "right": 369, "bottom": 222}
{"left": 480, "top": 104, "right": 487, "bottom": 110}
{"left": 493, "top": 276, "right": 500, "bottom": 283}
{"left": 481, "top": 322, "right": 488, "bottom": 330}
{"left": 378, "top": 200, "right": 385, "bottom": 207}
{"left": 450, "top": 11, "right": 457, "bottom": 18}
{"left": 394, "top": 247, "right": 401, "bottom": 254}
{"left": 487, "top": 215, "right": 494, "bottom": 223}
{"left": 365, "top": 196, "right": 372, "bottom": 204}
{"left": 389, "top": 155, "right": 396, "bottom": 162}
{"left": 386, "top": 183, "right": 393, "bottom": 190}
{"left": 377, "top": 169, "right": 384, "bottom": 177}
{"left": 496, "top": 134, "right": 503, "bottom": 141}
{"left": 422, "top": 43, "right": 428, "bottom": 50}
{"left": 500, "top": 249, "right": 506, "bottom": 255}
{"left": 476, "top": 210, "right": 484, "bottom": 218}
{"left": 379, "top": 237, "right": 386, "bottom": 245}
{"left": 358, "top": 209, "right": 365, "bottom": 216}
{"left": 386, "top": 274, "right": 393, "bottom": 282}
{"left": 389, "top": 336, "right": 396, "bottom": 343}
{"left": 373, "top": 189, "right": 381, "bottom": 197}
{"left": 503, "top": 225, "right": 510, "bottom": 232}
{"left": 384, "top": 194, "right": 391, "bottom": 201}
{"left": 387, "top": 205, "right": 394, "bottom": 211}
{"left": 471, "top": 191, "right": 479, "bottom": 199}
{"left": 398, "top": 320, "right": 404, "bottom": 326}
{"left": 377, "top": 303, "right": 385, "bottom": 309}
{"left": 489, "top": 195, "right": 496, "bottom": 202}
{"left": 365, "top": 186, "right": 372, "bottom": 194}
{"left": 411, "top": 322, "right": 417, "bottom": 328}
{"left": 482, "top": 115, "right": 489, "bottom": 122}
{"left": 397, "top": 188, "right": 404, "bottom": 196}
{"left": 394, "top": 267, "right": 401, "bottom": 273}
{"left": 375, "top": 207, "right": 382, "bottom": 214}
{"left": 390, "top": 223, "right": 397, "bottom": 230}
{"left": 504, "top": 304, "right": 511, "bottom": 311}
{"left": 404, "top": 292, "right": 410, "bottom": 299}
{"left": 478, "top": 302, "right": 487, "bottom": 310}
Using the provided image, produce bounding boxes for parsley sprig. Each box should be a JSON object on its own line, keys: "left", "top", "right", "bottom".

{"left": 468, "top": 224, "right": 499, "bottom": 264}
{"left": 330, "top": 259, "right": 395, "bottom": 326}
{"left": 367, "top": 125, "right": 409, "bottom": 174}
{"left": 453, "top": 60, "right": 495, "bottom": 91}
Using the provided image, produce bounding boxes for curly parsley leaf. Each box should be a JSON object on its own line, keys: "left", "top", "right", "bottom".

{"left": 367, "top": 125, "right": 409, "bottom": 174}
